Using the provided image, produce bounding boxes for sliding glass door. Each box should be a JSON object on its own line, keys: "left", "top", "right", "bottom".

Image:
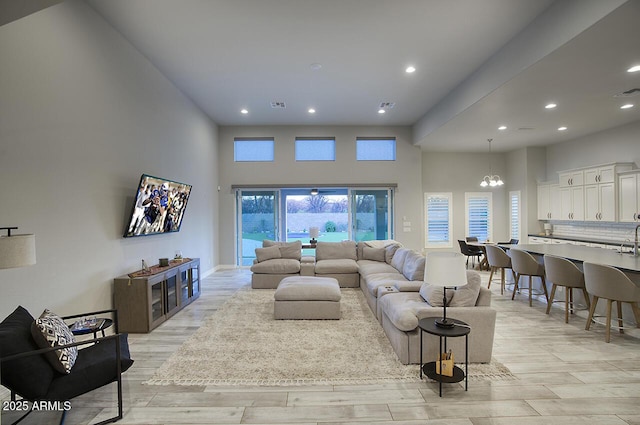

{"left": 236, "top": 187, "right": 394, "bottom": 265}
{"left": 351, "top": 189, "right": 393, "bottom": 242}
{"left": 237, "top": 190, "right": 278, "bottom": 266}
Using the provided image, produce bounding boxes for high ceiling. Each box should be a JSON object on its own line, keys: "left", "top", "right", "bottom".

{"left": 85, "top": 0, "right": 640, "bottom": 152}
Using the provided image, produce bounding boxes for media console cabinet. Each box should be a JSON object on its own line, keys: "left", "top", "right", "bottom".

{"left": 114, "top": 258, "right": 200, "bottom": 333}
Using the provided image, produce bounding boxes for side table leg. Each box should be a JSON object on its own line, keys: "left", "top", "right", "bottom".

{"left": 465, "top": 334, "right": 468, "bottom": 391}
{"left": 420, "top": 329, "right": 423, "bottom": 379}
{"left": 439, "top": 335, "right": 443, "bottom": 397}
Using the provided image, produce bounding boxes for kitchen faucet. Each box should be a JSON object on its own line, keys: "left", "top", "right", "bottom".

{"left": 635, "top": 224, "right": 640, "bottom": 256}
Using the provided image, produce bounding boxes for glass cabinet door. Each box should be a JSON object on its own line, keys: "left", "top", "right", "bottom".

{"left": 150, "top": 281, "right": 164, "bottom": 324}
{"left": 179, "top": 268, "right": 189, "bottom": 305}
{"left": 190, "top": 266, "right": 200, "bottom": 298}
{"left": 165, "top": 274, "right": 179, "bottom": 314}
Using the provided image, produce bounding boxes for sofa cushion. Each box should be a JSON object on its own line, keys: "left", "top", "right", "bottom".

{"left": 365, "top": 273, "right": 408, "bottom": 297}
{"left": 255, "top": 246, "right": 281, "bottom": 263}
{"left": 419, "top": 283, "right": 454, "bottom": 307}
{"left": 402, "top": 251, "right": 426, "bottom": 281}
{"left": 316, "top": 241, "right": 357, "bottom": 261}
{"left": 363, "top": 246, "right": 386, "bottom": 262}
{"left": 275, "top": 277, "right": 341, "bottom": 301}
{"left": 357, "top": 260, "right": 399, "bottom": 277}
{"left": 0, "top": 306, "right": 55, "bottom": 399}
{"left": 379, "top": 292, "right": 430, "bottom": 331}
{"left": 250, "top": 258, "right": 300, "bottom": 274}
{"left": 449, "top": 272, "right": 482, "bottom": 307}
{"left": 263, "top": 240, "right": 302, "bottom": 260}
{"left": 31, "top": 309, "right": 78, "bottom": 374}
{"left": 385, "top": 244, "right": 400, "bottom": 264}
{"left": 315, "top": 259, "right": 358, "bottom": 274}
{"left": 390, "top": 248, "right": 410, "bottom": 271}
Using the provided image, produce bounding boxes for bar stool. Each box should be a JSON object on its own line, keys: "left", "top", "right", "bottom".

{"left": 485, "top": 244, "right": 516, "bottom": 295}
{"left": 510, "top": 249, "right": 549, "bottom": 307}
{"left": 543, "top": 254, "right": 590, "bottom": 323}
{"left": 583, "top": 262, "right": 640, "bottom": 343}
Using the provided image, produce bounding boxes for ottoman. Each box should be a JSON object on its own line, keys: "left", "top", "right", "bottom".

{"left": 274, "top": 276, "right": 341, "bottom": 319}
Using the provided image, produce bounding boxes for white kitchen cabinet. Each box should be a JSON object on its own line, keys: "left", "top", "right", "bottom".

{"left": 537, "top": 183, "right": 560, "bottom": 220}
{"left": 559, "top": 170, "right": 584, "bottom": 187}
{"left": 560, "top": 186, "right": 584, "bottom": 221}
{"left": 585, "top": 182, "right": 616, "bottom": 221}
{"left": 619, "top": 171, "right": 640, "bottom": 222}
{"left": 584, "top": 163, "right": 633, "bottom": 185}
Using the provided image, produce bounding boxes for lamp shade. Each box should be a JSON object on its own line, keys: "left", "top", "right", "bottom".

{"left": 424, "top": 252, "right": 467, "bottom": 287}
{"left": 0, "top": 234, "right": 36, "bottom": 269}
{"left": 309, "top": 227, "right": 319, "bottom": 239}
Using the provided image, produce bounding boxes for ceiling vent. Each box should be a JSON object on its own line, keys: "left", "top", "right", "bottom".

{"left": 270, "top": 101, "right": 286, "bottom": 109}
{"left": 379, "top": 102, "right": 396, "bottom": 109}
{"left": 614, "top": 88, "right": 640, "bottom": 98}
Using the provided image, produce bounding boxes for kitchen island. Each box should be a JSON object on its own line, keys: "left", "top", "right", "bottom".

{"left": 500, "top": 244, "right": 640, "bottom": 284}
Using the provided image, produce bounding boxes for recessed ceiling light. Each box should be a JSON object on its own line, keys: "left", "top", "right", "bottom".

{"left": 308, "top": 108, "right": 316, "bottom": 114}
{"left": 545, "top": 103, "right": 557, "bottom": 109}
{"left": 378, "top": 109, "right": 386, "bottom": 114}
{"left": 558, "top": 126, "right": 568, "bottom": 131}
{"left": 620, "top": 103, "right": 634, "bottom": 109}
{"left": 627, "top": 65, "right": 640, "bottom": 73}
{"left": 310, "top": 63, "right": 322, "bottom": 71}
{"left": 240, "top": 109, "right": 248, "bottom": 114}
{"left": 405, "top": 66, "right": 416, "bottom": 73}
{"left": 498, "top": 126, "right": 507, "bottom": 130}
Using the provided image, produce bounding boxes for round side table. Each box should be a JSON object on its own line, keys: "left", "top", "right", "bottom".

{"left": 418, "top": 316, "right": 470, "bottom": 397}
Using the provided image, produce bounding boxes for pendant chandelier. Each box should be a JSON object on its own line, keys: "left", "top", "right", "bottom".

{"left": 480, "top": 138, "right": 504, "bottom": 187}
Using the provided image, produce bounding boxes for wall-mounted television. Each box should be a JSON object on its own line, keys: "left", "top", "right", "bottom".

{"left": 124, "top": 174, "right": 192, "bottom": 238}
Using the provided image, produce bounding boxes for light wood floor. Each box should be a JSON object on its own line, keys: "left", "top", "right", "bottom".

{"left": 4, "top": 268, "right": 640, "bottom": 425}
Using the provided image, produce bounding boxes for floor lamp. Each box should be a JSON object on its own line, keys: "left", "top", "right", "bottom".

{"left": 0, "top": 227, "right": 36, "bottom": 269}
{"left": 425, "top": 252, "right": 467, "bottom": 328}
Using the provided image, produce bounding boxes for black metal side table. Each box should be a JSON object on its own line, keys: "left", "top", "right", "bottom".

{"left": 70, "top": 318, "right": 113, "bottom": 339}
{"left": 419, "top": 316, "right": 470, "bottom": 397}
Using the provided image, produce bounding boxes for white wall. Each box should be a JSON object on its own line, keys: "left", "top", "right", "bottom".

{"left": 422, "top": 151, "right": 509, "bottom": 246}
{"left": 545, "top": 120, "right": 640, "bottom": 180}
{"left": 217, "top": 125, "right": 422, "bottom": 264}
{"left": 0, "top": 1, "right": 219, "bottom": 319}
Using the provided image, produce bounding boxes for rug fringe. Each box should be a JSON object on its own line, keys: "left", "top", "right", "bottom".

{"left": 143, "top": 376, "right": 424, "bottom": 387}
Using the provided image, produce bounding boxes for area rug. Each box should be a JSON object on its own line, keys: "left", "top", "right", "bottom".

{"left": 145, "top": 288, "right": 514, "bottom": 386}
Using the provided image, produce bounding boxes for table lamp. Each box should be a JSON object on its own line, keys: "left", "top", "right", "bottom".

{"left": 424, "top": 251, "right": 467, "bottom": 328}
{"left": 309, "top": 227, "right": 319, "bottom": 244}
{"left": 0, "top": 227, "right": 36, "bottom": 269}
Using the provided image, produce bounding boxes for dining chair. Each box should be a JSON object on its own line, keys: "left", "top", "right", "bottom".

{"left": 583, "top": 262, "right": 640, "bottom": 342}
{"left": 458, "top": 240, "right": 482, "bottom": 269}
{"left": 510, "top": 249, "right": 549, "bottom": 307}
{"left": 543, "top": 254, "right": 590, "bottom": 323}
{"left": 485, "top": 244, "right": 516, "bottom": 295}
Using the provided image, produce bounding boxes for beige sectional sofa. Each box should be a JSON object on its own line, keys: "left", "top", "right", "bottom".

{"left": 250, "top": 239, "right": 496, "bottom": 364}
{"left": 250, "top": 240, "right": 315, "bottom": 289}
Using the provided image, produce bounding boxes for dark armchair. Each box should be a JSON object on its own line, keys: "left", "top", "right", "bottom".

{"left": 0, "top": 306, "right": 134, "bottom": 425}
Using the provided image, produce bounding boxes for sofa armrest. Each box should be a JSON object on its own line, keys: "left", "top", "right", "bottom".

{"left": 393, "top": 281, "right": 423, "bottom": 292}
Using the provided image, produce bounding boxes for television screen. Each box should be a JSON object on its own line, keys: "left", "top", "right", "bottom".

{"left": 124, "top": 174, "right": 192, "bottom": 237}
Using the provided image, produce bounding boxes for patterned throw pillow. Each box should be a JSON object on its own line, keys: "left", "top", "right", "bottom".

{"left": 31, "top": 309, "right": 78, "bottom": 374}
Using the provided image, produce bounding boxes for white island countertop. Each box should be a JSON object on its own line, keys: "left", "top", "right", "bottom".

{"left": 500, "top": 244, "right": 640, "bottom": 273}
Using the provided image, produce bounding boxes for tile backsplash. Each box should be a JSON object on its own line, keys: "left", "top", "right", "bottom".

{"left": 549, "top": 221, "right": 639, "bottom": 244}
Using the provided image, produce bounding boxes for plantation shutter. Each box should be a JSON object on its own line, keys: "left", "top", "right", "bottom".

{"left": 510, "top": 192, "right": 520, "bottom": 240}
{"left": 467, "top": 195, "right": 490, "bottom": 242}
{"left": 425, "top": 193, "right": 452, "bottom": 247}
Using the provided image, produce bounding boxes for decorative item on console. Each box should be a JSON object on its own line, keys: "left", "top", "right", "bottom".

{"left": 544, "top": 223, "right": 553, "bottom": 236}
